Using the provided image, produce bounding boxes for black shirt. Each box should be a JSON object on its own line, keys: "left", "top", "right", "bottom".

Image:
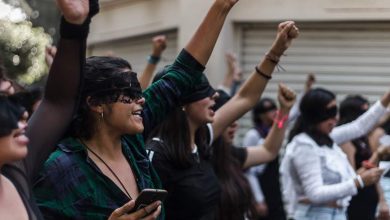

{"left": 151, "top": 147, "right": 220, "bottom": 220}
{"left": 148, "top": 125, "right": 247, "bottom": 220}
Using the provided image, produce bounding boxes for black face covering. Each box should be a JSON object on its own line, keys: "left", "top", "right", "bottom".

{"left": 86, "top": 71, "right": 143, "bottom": 105}
{"left": 0, "top": 94, "right": 25, "bottom": 137}
{"left": 181, "top": 73, "right": 216, "bottom": 104}
{"left": 303, "top": 105, "right": 338, "bottom": 125}
{"left": 258, "top": 101, "right": 277, "bottom": 114}
{"left": 153, "top": 66, "right": 215, "bottom": 104}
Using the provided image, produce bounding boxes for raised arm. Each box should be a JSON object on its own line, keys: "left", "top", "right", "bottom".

{"left": 45, "top": 45, "right": 57, "bottom": 69}
{"left": 288, "top": 73, "right": 316, "bottom": 123}
{"left": 243, "top": 84, "right": 296, "bottom": 168}
{"left": 184, "top": 0, "right": 238, "bottom": 66}
{"left": 25, "top": 0, "right": 99, "bottom": 182}
{"left": 331, "top": 91, "right": 390, "bottom": 145}
{"left": 139, "top": 35, "right": 167, "bottom": 90}
{"left": 219, "top": 52, "right": 242, "bottom": 95}
{"left": 142, "top": 0, "right": 239, "bottom": 134}
{"left": 212, "top": 21, "right": 299, "bottom": 139}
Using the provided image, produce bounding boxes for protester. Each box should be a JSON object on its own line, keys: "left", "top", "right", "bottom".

{"left": 146, "top": 20, "right": 299, "bottom": 220}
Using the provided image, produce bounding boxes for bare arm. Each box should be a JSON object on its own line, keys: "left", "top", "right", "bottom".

{"left": 243, "top": 84, "right": 296, "bottom": 168}
{"left": 212, "top": 21, "right": 299, "bottom": 139}
{"left": 139, "top": 35, "right": 167, "bottom": 90}
{"left": 184, "top": 0, "right": 239, "bottom": 66}
{"left": 45, "top": 45, "right": 57, "bottom": 68}
{"left": 369, "top": 127, "right": 385, "bottom": 152}
{"left": 377, "top": 183, "right": 390, "bottom": 220}
{"left": 220, "top": 52, "right": 242, "bottom": 93}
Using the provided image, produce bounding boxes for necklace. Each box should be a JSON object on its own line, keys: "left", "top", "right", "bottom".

{"left": 79, "top": 139, "right": 132, "bottom": 199}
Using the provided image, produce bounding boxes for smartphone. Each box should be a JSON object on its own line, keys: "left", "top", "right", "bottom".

{"left": 130, "top": 189, "right": 168, "bottom": 213}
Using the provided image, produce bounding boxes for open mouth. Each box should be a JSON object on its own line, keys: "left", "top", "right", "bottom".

{"left": 131, "top": 109, "right": 143, "bottom": 120}
{"left": 14, "top": 130, "right": 29, "bottom": 146}
{"left": 208, "top": 104, "right": 215, "bottom": 111}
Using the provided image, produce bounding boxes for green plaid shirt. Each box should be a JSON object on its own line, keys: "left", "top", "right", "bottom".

{"left": 33, "top": 49, "right": 205, "bottom": 220}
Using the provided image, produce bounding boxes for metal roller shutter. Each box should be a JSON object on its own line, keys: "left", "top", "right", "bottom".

{"left": 237, "top": 22, "right": 390, "bottom": 142}
{"left": 89, "top": 30, "right": 178, "bottom": 73}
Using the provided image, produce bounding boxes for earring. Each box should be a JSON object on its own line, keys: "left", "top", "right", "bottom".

{"left": 182, "top": 106, "right": 185, "bottom": 111}
{"left": 100, "top": 111, "right": 104, "bottom": 121}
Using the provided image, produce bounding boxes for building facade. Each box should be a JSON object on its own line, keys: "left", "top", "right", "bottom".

{"left": 89, "top": 0, "right": 390, "bottom": 140}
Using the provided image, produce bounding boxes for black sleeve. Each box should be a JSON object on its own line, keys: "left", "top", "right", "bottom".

{"left": 24, "top": 0, "right": 99, "bottom": 183}
{"left": 230, "top": 146, "right": 247, "bottom": 167}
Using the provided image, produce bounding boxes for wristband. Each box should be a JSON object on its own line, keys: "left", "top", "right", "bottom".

{"left": 265, "top": 52, "right": 280, "bottom": 64}
{"left": 362, "top": 160, "right": 376, "bottom": 169}
{"left": 147, "top": 55, "right": 161, "bottom": 65}
{"left": 356, "top": 175, "right": 365, "bottom": 189}
{"left": 255, "top": 66, "right": 272, "bottom": 80}
{"left": 273, "top": 110, "right": 288, "bottom": 129}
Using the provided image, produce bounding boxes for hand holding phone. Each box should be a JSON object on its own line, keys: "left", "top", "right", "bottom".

{"left": 130, "top": 189, "right": 168, "bottom": 213}
{"left": 108, "top": 200, "right": 162, "bottom": 220}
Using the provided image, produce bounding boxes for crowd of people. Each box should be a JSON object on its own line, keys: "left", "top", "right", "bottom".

{"left": 1, "top": 0, "right": 390, "bottom": 220}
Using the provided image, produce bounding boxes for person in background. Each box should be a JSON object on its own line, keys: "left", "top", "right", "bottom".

{"left": 146, "top": 20, "right": 299, "bottom": 220}
{"left": 12, "top": 87, "right": 43, "bottom": 117}
{"left": 139, "top": 35, "right": 167, "bottom": 90}
{"left": 243, "top": 73, "right": 315, "bottom": 220}
{"left": 218, "top": 51, "right": 243, "bottom": 96}
{"left": 45, "top": 45, "right": 57, "bottom": 68}
{"left": 0, "top": 0, "right": 99, "bottom": 219}
{"left": 338, "top": 95, "right": 390, "bottom": 220}
{"left": 0, "top": 61, "right": 15, "bottom": 95}
{"left": 33, "top": 0, "right": 247, "bottom": 219}
{"left": 211, "top": 85, "right": 296, "bottom": 220}
{"left": 281, "top": 88, "right": 390, "bottom": 220}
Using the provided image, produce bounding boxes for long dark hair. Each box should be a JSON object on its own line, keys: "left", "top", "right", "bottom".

{"left": 338, "top": 95, "right": 371, "bottom": 165}
{"left": 288, "top": 88, "right": 336, "bottom": 146}
{"left": 212, "top": 89, "right": 257, "bottom": 220}
{"left": 252, "top": 98, "right": 276, "bottom": 125}
{"left": 69, "top": 56, "right": 139, "bottom": 139}
{"left": 147, "top": 107, "right": 210, "bottom": 168}
{"left": 212, "top": 136, "right": 257, "bottom": 220}
{"left": 252, "top": 98, "right": 276, "bottom": 138}
{"left": 338, "top": 95, "right": 368, "bottom": 126}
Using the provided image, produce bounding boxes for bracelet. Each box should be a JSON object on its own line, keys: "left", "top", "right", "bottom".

{"left": 356, "top": 175, "right": 365, "bottom": 189}
{"left": 273, "top": 110, "right": 288, "bottom": 129}
{"left": 265, "top": 52, "right": 280, "bottom": 64}
{"left": 362, "top": 160, "right": 376, "bottom": 169}
{"left": 255, "top": 66, "right": 272, "bottom": 80}
{"left": 147, "top": 55, "right": 160, "bottom": 65}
